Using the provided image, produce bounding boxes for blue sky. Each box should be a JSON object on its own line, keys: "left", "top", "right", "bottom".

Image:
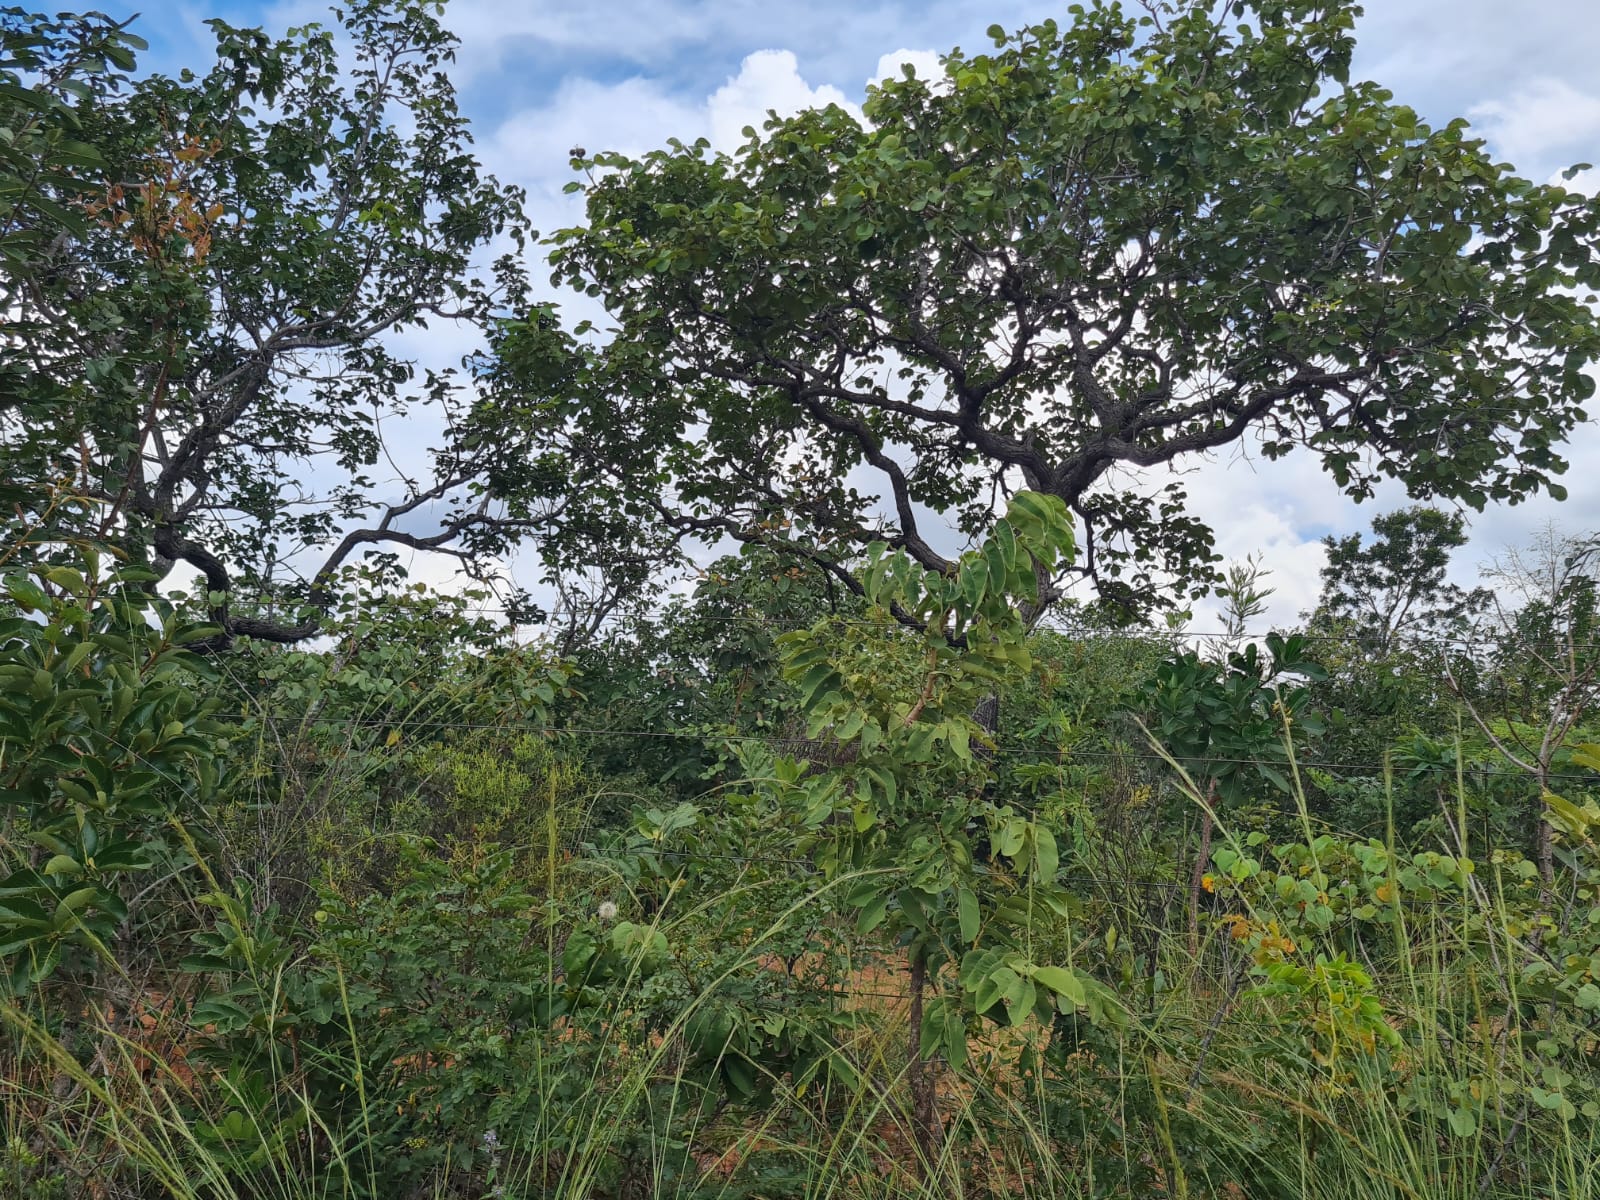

{"left": 106, "top": 0, "right": 1600, "bottom": 628}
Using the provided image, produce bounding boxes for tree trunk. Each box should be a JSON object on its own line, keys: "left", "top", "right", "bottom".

{"left": 1536, "top": 796, "right": 1555, "bottom": 886}
{"left": 972, "top": 693, "right": 1000, "bottom": 734}
{"left": 907, "top": 950, "right": 941, "bottom": 1175}
{"left": 1187, "top": 781, "right": 1217, "bottom": 956}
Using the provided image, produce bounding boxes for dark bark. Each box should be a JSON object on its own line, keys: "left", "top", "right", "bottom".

{"left": 906, "top": 950, "right": 941, "bottom": 1175}
{"left": 1187, "top": 781, "right": 1217, "bottom": 956}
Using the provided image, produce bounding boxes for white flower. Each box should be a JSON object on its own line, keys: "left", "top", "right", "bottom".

{"left": 597, "top": 901, "right": 618, "bottom": 922}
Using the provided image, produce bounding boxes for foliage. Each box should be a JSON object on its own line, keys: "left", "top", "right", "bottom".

{"left": 558, "top": 543, "right": 851, "bottom": 794}
{"left": 776, "top": 492, "right": 1106, "bottom": 1083}
{"left": 562, "top": 758, "right": 864, "bottom": 1109}
{"left": 1450, "top": 527, "right": 1600, "bottom": 878}
{"left": 1534, "top": 746, "right": 1600, "bottom": 1022}
{"left": 0, "top": 9, "right": 147, "bottom": 515}
{"left": 181, "top": 845, "right": 558, "bottom": 1196}
{"left": 1142, "top": 633, "right": 1326, "bottom": 806}
{"left": 1200, "top": 812, "right": 1600, "bottom": 1140}
{"left": 205, "top": 569, "right": 574, "bottom": 907}
{"left": 1311, "top": 506, "right": 1491, "bottom": 655}
{"left": 8, "top": 4, "right": 1600, "bottom": 1200}
{"left": 2, "top": 2, "right": 538, "bottom": 646}
{"left": 0, "top": 519, "right": 220, "bottom": 992}
{"left": 517, "top": 0, "right": 1600, "bottom": 621}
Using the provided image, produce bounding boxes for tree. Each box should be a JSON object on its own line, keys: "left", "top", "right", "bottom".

{"left": 1311, "top": 506, "right": 1490, "bottom": 655}
{"left": 557, "top": 542, "right": 859, "bottom": 791}
{"left": 1141, "top": 630, "right": 1326, "bottom": 951}
{"left": 0, "top": 522, "right": 222, "bottom": 994}
{"left": 506, "top": 0, "right": 1600, "bottom": 622}
{"left": 777, "top": 492, "right": 1100, "bottom": 1169}
{"left": 1, "top": 2, "right": 538, "bottom": 647}
{"left": 1447, "top": 527, "right": 1600, "bottom": 882}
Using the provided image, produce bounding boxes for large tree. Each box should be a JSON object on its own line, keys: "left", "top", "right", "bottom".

{"left": 1449, "top": 526, "right": 1600, "bottom": 881}
{"left": 1, "top": 2, "right": 538, "bottom": 645}
{"left": 500, "top": 0, "right": 1600, "bottom": 622}
{"left": 1310, "top": 505, "right": 1490, "bottom": 655}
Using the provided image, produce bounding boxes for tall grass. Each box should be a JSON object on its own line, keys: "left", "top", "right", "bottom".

{"left": 5, "top": 757, "right": 1595, "bottom": 1200}
{"left": 10, "top": 919, "right": 1593, "bottom": 1197}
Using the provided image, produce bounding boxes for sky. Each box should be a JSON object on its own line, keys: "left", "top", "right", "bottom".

{"left": 107, "top": 0, "right": 1600, "bottom": 632}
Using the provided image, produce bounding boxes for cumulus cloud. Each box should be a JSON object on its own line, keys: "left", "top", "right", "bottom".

{"left": 238, "top": 0, "right": 1600, "bottom": 623}
{"left": 1562, "top": 167, "right": 1600, "bottom": 194}
{"left": 487, "top": 76, "right": 700, "bottom": 185}
{"left": 706, "top": 49, "right": 859, "bottom": 151}
{"left": 1112, "top": 448, "right": 1349, "bottom": 632}
{"left": 475, "top": 46, "right": 869, "bottom": 274}
{"left": 1468, "top": 78, "right": 1600, "bottom": 168}
{"left": 870, "top": 48, "right": 945, "bottom": 86}
{"left": 482, "top": 48, "right": 860, "bottom": 199}
{"left": 346, "top": 0, "right": 1053, "bottom": 88}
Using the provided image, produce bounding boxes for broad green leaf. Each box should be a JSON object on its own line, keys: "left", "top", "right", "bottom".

{"left": 1032, "top": 826, "right": 1059, "bottom": 881}
{"left": 957, "top": 888, "right": 979, "bottom": 944}
{"left": 856, "top": 894, "right": 889, "bottom": 934}
{"left": 1030, "top": 965, "right": 1085, "bottom": 1010}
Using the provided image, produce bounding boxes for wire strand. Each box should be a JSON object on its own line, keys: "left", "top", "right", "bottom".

{"left": 203, "top": 711, "right": 1599, "bottom": 784}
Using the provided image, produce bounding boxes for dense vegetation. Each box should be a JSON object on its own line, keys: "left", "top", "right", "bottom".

{"left": 4, "top": 3, "right": 1600, "bottom": 1198}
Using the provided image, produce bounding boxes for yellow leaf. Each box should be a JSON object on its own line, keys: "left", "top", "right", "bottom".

{"left": 1545, "top": 790, "right": 1596, "bottom": 838}
{"left": 1568, "top": 743, "right": 1600, "bottom": 773}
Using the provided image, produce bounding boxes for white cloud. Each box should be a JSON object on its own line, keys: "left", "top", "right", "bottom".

{"left": 1121, "top": 448, "right": 1351, "bottom": 632}
{"left": 474, "top": 47, "right": 866, "bottom": 291}
{"left": 478, "top": 74, "right": 701, "bottom": 322}
{"left": 240, "top": 0, "right": 1600, "bottom": 627}
{"left": 1469, "top": 78, "right": 1600, "bottom": 167}
{"left": 482, "top": 49, "right": 858, "bottom": 199}
{"left": 870, "top": 48, "right": 944, "bottom": 87}
{"left": 354, "top": 0, "right": 1048, "bottom": 89}
{"left": 486, "top": 75, "right": 702, "bottom": 187}
{"left": 1556, "top": 165, "right": 1600, "bottom": 194}
{"left": 707, "top": 50, "right": 859, "bottom": 151}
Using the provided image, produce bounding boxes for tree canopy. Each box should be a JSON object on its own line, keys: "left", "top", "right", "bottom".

{"left": 1, "top": 1, "right": 535, "bottom": 645}
{"left": 8, "top": 4, "right": 1600, "bottom": 1194}
{"left": 1311, "top": 506, "right": 1490, "bottom": 654}
{"left": 499, "top": 0, "right": 1600, "bottom": 620}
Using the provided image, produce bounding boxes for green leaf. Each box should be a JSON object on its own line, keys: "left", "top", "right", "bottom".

{"left": 959, "top": 557, "right": 987, "bottom": 612}
{"left": 42, "top": 567, "right": 85, "bottom": 595}
{"left": 42, "top": 855, "right": 81, "bottom": 879}
{"left": 3, "top": 575, "right": 48, "bottom": 611}
{"left": 1032, "top": 826, "right": 1059, "bottom": 882}
{"left": 855, "top": 893, "right": 889, "bottom": 935}
{"left": 974, "top": 965, "right": 1017, "bottom": 1016}
{"left": 1030, "top": 965, "right": 1085, "bottom": 1011}
{"left": 946, "top": 721, "right": 971, "bottom": 761}
{"left": 1257, "top": 763, "right": 1292, "bottom": 793}
{"left": 794, "top": 662, "right": 839, "bottom": 710}
{"left": 957, "top": 888, "right": 979, "bottom": 944}
{"left": 1545, "top": 791, "right": 1594, "bottom": 836}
